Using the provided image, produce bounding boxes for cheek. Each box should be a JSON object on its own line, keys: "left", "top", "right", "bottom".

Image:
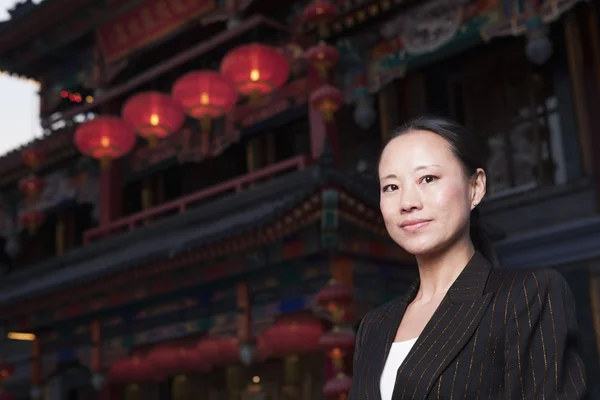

{"left": 429, "top": 182, "right": 469, "bottom": 219}
{"left": 379, "top": 198, "right": 396, "bottom": 223}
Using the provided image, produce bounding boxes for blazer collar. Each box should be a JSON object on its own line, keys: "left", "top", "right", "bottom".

{"left": 376, "top": 251, "right": 494, "bottom": 400}
{"left": 396, "top": 251, "right": 492, "bottom": 305}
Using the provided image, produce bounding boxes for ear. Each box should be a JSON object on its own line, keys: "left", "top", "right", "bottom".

{"left": 470, "top": 168, "right": 486, "bottom": 210}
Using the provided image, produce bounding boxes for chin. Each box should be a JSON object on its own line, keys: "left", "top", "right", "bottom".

{"left": 391, "top": 233, "right": 444, "bottom": 257}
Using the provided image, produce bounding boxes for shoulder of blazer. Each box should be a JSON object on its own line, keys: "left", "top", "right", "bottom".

{"left": 486, "top": 266, "right": 568, "bottom": 295}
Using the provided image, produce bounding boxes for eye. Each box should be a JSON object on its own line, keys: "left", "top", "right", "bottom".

{"left": 420, "top": 175, "right": 438, "bottom": 184}
{"left": 381, "top": 184, "right": 398, "bottom": 193}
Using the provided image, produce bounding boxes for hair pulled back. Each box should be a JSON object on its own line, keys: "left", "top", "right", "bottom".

{"left": 380, "top": 116, "right": 499, "bottom": 266}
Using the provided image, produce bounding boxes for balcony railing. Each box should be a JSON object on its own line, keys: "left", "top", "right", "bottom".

{"left": 83, "top": 155, "right": 310, "bottom": 244}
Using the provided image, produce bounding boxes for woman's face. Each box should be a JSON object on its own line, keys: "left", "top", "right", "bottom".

{"left": 378, "top": 130, "right": 486, "bottom": 257}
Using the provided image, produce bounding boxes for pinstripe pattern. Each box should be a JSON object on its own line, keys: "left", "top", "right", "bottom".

{"left": 350, "top": 252, "right": 586, "bottom": 399}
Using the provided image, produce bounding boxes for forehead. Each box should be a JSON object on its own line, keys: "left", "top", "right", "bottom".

{"left": 379, "top": 130, "right": 455, "bottom": 170}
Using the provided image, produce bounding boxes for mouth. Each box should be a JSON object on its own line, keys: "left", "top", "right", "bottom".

{"left": 399, "top": 219, "right": 431, "bottom": 232}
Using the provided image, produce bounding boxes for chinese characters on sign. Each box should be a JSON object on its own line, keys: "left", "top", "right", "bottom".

{"left": 97, "top": 0, "right": 216, "bottom": 62}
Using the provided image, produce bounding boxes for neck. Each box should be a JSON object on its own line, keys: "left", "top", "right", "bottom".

{"left": 415, "top": 240, "right": 475, "bottom": 302}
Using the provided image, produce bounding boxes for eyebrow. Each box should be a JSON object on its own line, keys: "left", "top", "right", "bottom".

{"left": 415, "top": 164, "right": 441, "bottom": 171}
{"left": 380, "top": 164, "right": 442, "bottom": 181}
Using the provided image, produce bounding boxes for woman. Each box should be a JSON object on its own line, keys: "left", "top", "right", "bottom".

{"left": 349, "top": 116, "right": 586, "bottom": 399}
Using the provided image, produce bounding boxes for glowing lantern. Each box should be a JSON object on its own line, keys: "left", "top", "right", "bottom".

{"left": 18, "top": 175, "right": 45, "bottom": 205}
{"left": 260, "top": 314, "right": 323, "bottom": 356}
{"left": 122, "top": 91, "right": 185, "bottom": 147}
{"left": 74, "top": 117, "right": 136, "bottom": 169}
{"left": 172, "top": 71, "right": 238, "bottom": 154}
{"left": 323, "top": 373, "right": 352, "bottom": 399}
{"left": 301, "top": 0, "right": 337, "bottom": 37}
{"left": 0, "top": 362, "right": 15, "bottom": 380}
{"left": 310, "top": 84, "right": 343, "bottom": 122}
{"left": 107, "top": 356, "right": 159, "bottom": 384}
{"left": 19, "top": 210, "right": 45, "bottom": 235}
{"left": 319, "top": 327, "right": 355, "bottom": 372}
{"left": 305, "top": 41, "right": 340, "bottom": 79}
{"left": 220, "top": 44, "right": 290, "bottom": 105}
{"left": 316, "top": 280, "right": 354, "bottom": 323}
{"left": 146, "top": 344, "right": 202, "bottom": 376}
{"left": 21, "top": 147, "right": 44, "bottom": 171}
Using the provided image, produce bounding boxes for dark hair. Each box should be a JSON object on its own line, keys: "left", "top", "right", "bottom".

{"left": 380, "top": 116, "right": 499, "bottom": 266}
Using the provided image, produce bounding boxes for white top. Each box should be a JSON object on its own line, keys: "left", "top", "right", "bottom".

{"left": 380, "top": 338, "right": 418, "bottom": 400}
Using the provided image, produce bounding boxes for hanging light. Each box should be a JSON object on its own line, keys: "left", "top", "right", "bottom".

{"left": 74, "top": 117, "right": 136, "bottom": 169}
{"left": 221, "top": 44, "right": 290, "bottom": 106}
{"left": 301, "top": 0, "right": 337, "bottom": 38}
{"left": 305, "top": 41, "right": 340, "bottom": 80}
{"left": 310, "top": 84, "right": 344, "bottom": 122}
{"left": 353, "top": 95, "right": 376, "bottom": 131}
{"left": 122, "top": 91, "right": 185, "bottom": 147}
{"left": 18, "top": 175, "right": 45, "bottom": 205}
{"left": 524, "top": 17, "right": 553, "bottom": 65}
{"left": 21, "top": 147, "right": 44, "bottom": 172}
{"left": 172, "top": 70, "right": 238, "bottom": 155}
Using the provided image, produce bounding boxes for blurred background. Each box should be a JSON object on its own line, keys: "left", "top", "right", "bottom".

{"left": 0, "top": 0, "right": 598, "bottom": 399}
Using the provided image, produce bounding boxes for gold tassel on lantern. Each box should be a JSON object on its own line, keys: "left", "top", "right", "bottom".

{"left": 125, "top": 384, "right": 142, "bottom": 400}
{"left": 226, "top": 364, "right": 244, "bottom": 400}
{"left": 284, "top": 355, "right": 300, "bottom": 386}
{"left": 172, "top": 374, "right": 190, "bottom": 400}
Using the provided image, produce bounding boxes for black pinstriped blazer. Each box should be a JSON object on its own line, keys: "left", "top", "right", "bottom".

{"left": 350, "top": 252, "right": 586, "bottom": 399}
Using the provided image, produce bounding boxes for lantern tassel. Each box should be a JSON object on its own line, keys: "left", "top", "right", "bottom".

{"left": 147, "top": 134, "right": 159, "bottom": 148}
{"left": 318, "top": 22, "right": 330, "bottom": 38}
{"left": 201, "top": 130, "right": 211, "bottom": 157}
{"left": 125, "top": 384, "right": 141, "bottom": 400}
{"left": 317, "top": 65, "right": 328, "bottom": 81}
{"left": 200, "top": 116, "right": 212, "bottom": 134}
{"left": 100, "top": 156, "right": 111, "bottom": 171}
{"left": 249, "top": 90, "right": 262, "bottom": 108}
{"left": 323, "top": 109, "right": 335, "bottom": 122}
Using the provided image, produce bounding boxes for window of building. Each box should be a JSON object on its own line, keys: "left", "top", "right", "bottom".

{"left": 425, "top": 39, "right": 568, "bottom": 196}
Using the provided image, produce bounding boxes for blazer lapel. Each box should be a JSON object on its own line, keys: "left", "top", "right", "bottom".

{"left": 368, "top": 279, "right": 420, "bottom": 400}
{"left": 392, "top": 252, "right": 494, "bottom": 400}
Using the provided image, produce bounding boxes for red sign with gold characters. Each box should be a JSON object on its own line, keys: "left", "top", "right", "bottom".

{"left": 97, "top": 0, "right": 216, "bottom": 63}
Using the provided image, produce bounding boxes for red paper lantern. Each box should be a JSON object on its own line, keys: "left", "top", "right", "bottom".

{"left": 221, "top": 44, "right": 290, "bottom": 105}
{"left": 310, "top": 84, "right": 343, "bottom": 121}
{"left": 122, "top": 91, "right": 185, "bottom": 147}
{"left": 195, "top": 337, "right": 240, "bottom": 370}
{"left": 305, "top": 41, "right": 340, "bottom": 79}
{"left": 302, "top": 0, "right": 337, "bottom": 37}
{"left": 146, "top": 343, "right": 202, "bottom": 376}
{"left": 315, "top": 280, "right": 354, "bottom": 307}
{"left": 323, "top": 373, "right": 352, "bottom": 399}
{"left": 319, "top": 329, "right": 355, "bottom": 351}
{"left": 172, "top": 70, "right": 238, "bottom": 125}
{"left": 21, "top": 147, "right": 44, "bottom": 171}
{"left": 19, "top": 210, "right": 45, "bottom": 235}
{"left": 0, "top": 362, "right": 15, "bottom": 380}
{"left": 260, "top": 313, "right": 323, "bottom": 356}
{"left": 18, "top": 175, "right": 45, "bottom": 203}
{"left": 74, "top": 117, "right": 136, "bottom": 169}
{"left": 108, "top": 356, "right": 159, "bottom": 383}
{"left": 320, "top": 328, "right": 355, "bottom": 372}
{"left": 172, "top": 70, "right": 238, "bottom": 154}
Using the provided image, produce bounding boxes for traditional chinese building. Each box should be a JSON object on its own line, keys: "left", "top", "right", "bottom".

{"left": 0, "top": 0, "right": 599, "bottom": 399}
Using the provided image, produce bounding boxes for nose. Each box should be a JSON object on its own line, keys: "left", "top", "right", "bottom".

{"left": 400, "top": 184, "right": 422, "bottom": 213}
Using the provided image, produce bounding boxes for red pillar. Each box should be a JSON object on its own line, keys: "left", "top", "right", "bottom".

{"left": 99, "top": 162, "right": 123, "bottom": 226}
{"left": 308, "top": 65, "right": 340, "bottom": 166}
